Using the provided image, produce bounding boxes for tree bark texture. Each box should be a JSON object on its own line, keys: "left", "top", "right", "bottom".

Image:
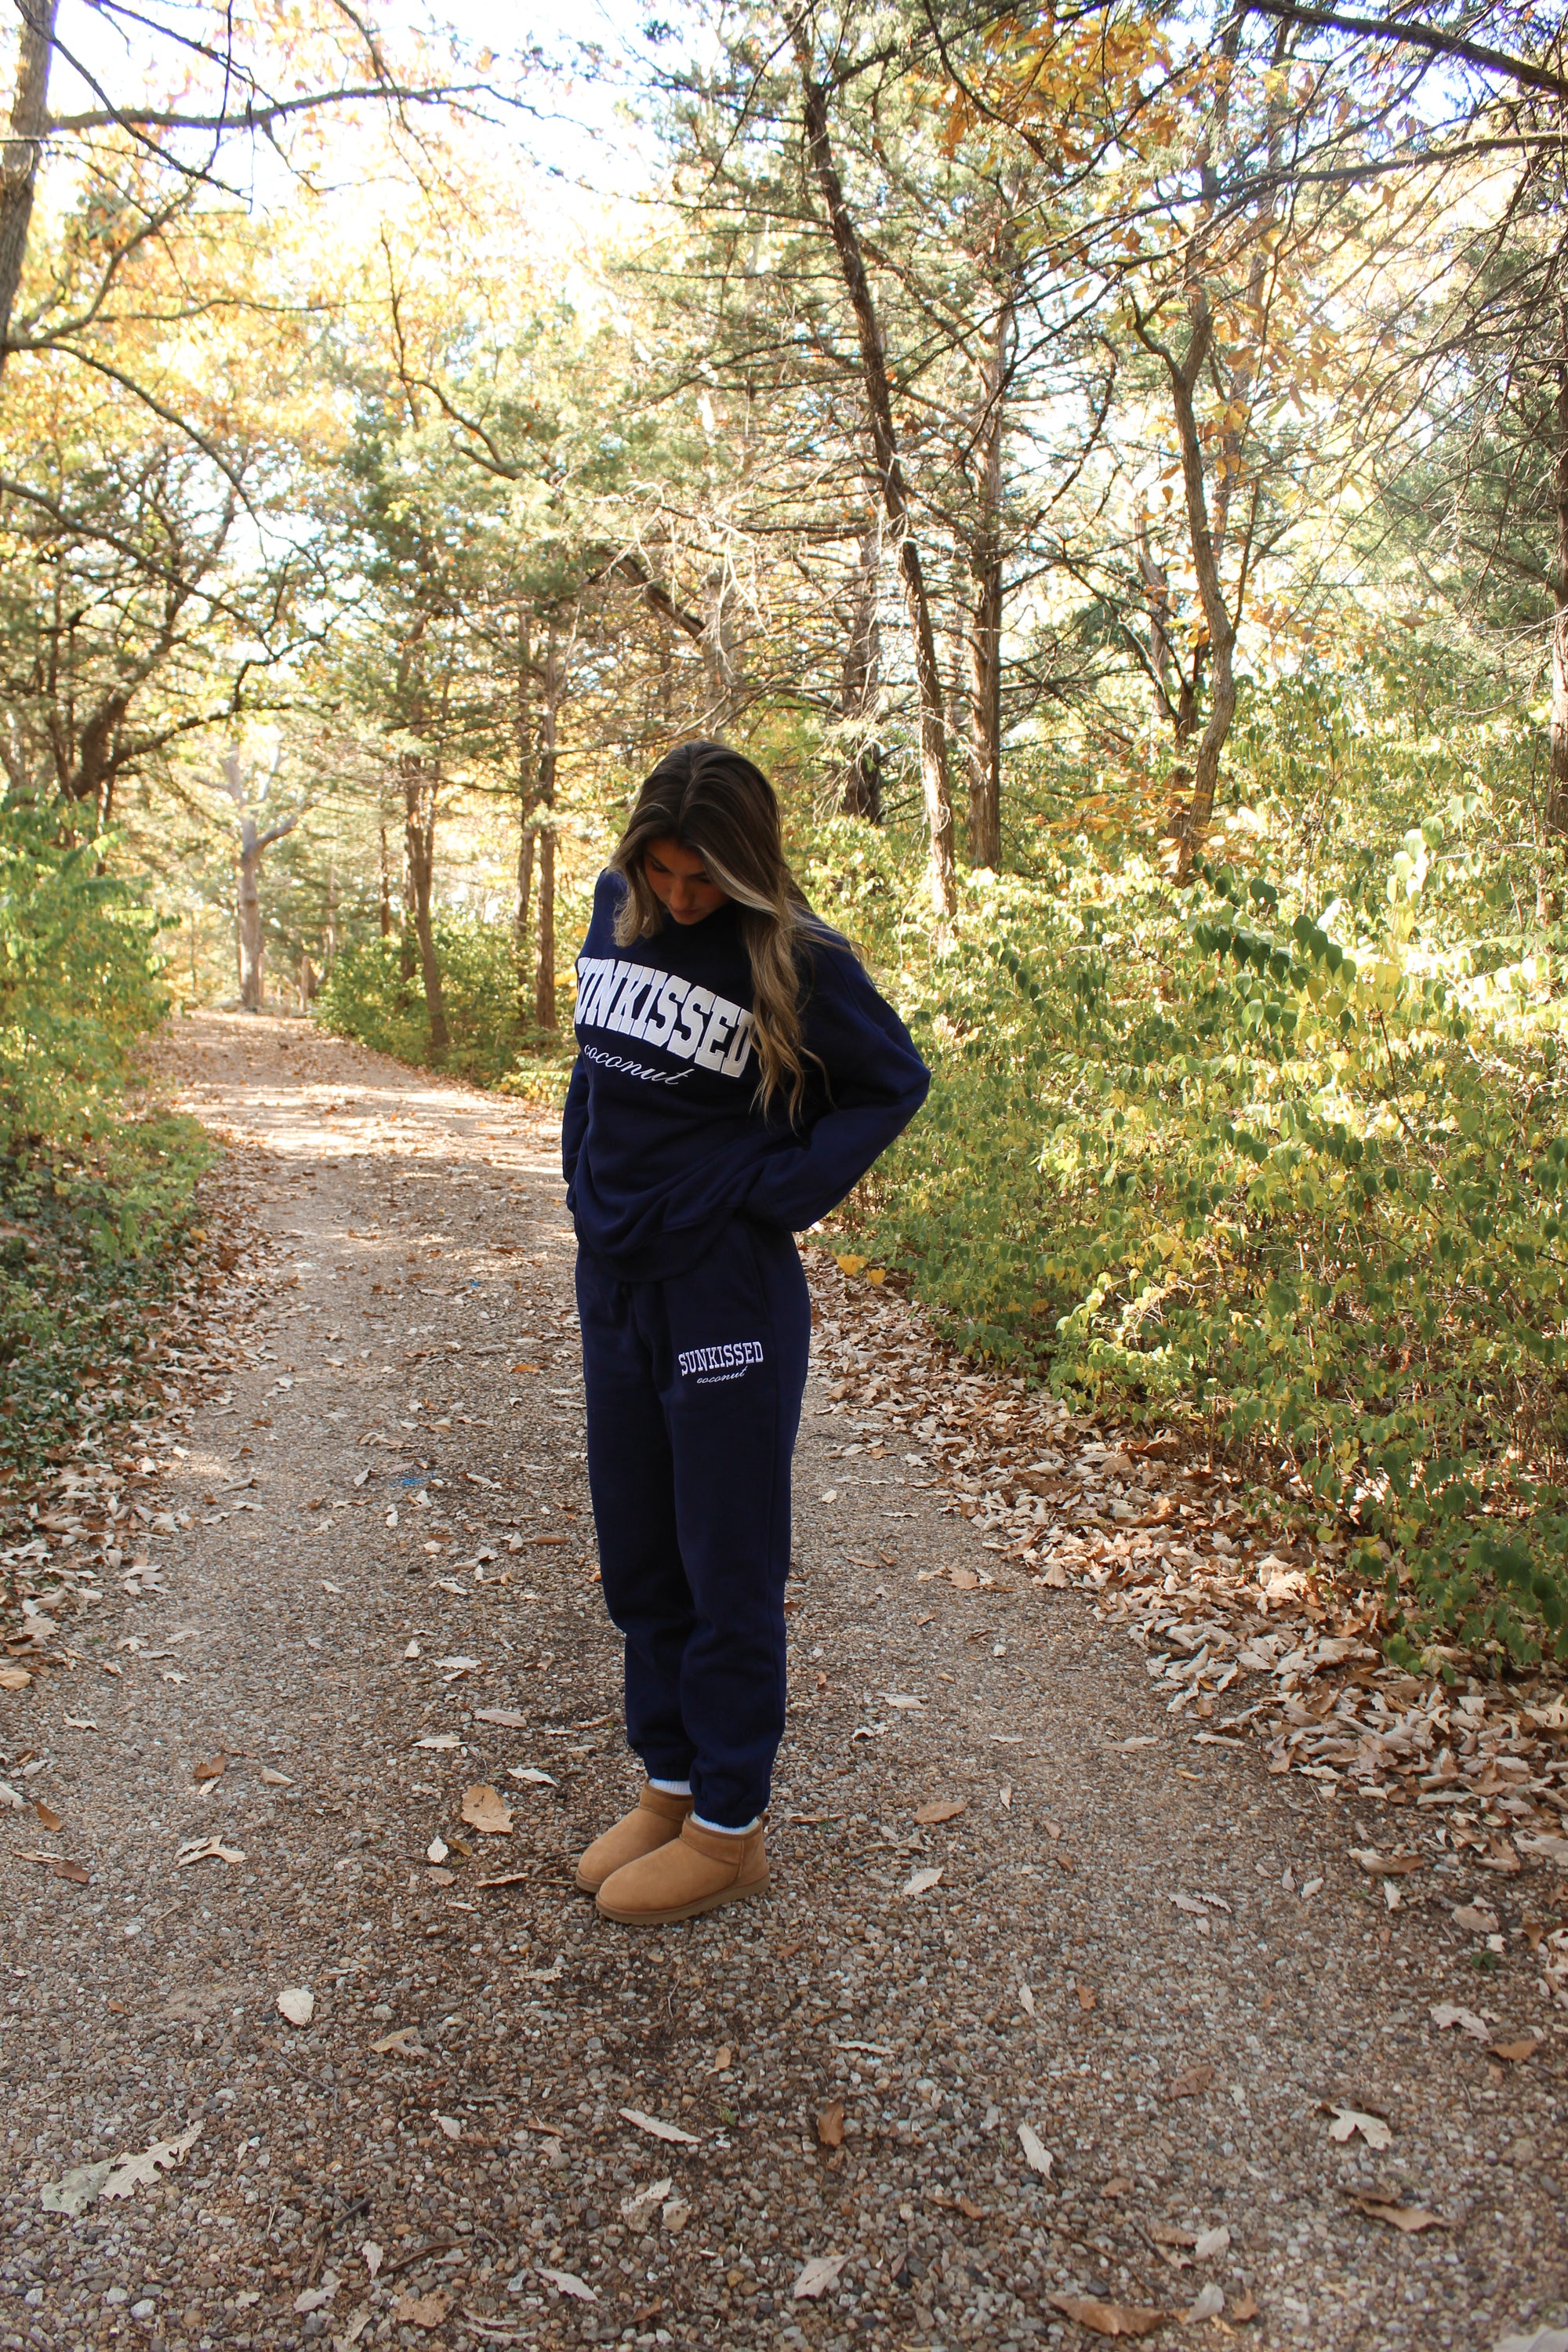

{"left": 378, "top": 825, "right": 393, "bottom": 938}
{"left": 839, "top": 514, "right": 884, "bottom": 822}
{"left": 964, "top": 303, "right": 1007, "bottom": 869}
{"left": 222, "top": 752, "right": 299, "bottom": 1013}
{"left": 1548, "top": 305, "right": 1568, "bottom": 838}
{"left": 794, "top": 34, "right": 955, "bottom": 916}
{"left": 1146, "top": 287, "right": 1237, "bottom": 874}
{"left": 535, "top": 622, "right": 562, "bottom": 1033}
{"left": 0, "top": 0, "right": 57, "bottom": 368}
{"left": 403, "top": 754, "right": 448, "bottom": 1055}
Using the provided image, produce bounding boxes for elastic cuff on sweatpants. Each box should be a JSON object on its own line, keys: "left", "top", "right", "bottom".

{"left": 649, "top": 1777, "right": 691, "bottom": 1797}
{"left": 692, "top": 1811, "right": 760, "bottom": 1835}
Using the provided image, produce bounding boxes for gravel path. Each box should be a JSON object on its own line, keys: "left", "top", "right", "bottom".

{"left": 2, "top": 1011, "right": 1563, "bottom": 2352}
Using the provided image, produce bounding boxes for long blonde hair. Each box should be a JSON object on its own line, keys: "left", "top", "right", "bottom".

{"left": 610, "top": 741, "right": 830, "bottom": 1120}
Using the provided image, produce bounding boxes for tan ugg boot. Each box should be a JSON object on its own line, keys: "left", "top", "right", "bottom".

{"left": 594, "top": 1815, "right": 769, "bottom": 1926}
{"left": 574, "top": 1784, "right": 694, "bottom": 1894}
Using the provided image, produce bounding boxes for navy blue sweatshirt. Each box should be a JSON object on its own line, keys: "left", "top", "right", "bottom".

{"left": 561, "top": 869, "right": 929, "bottom": 1280}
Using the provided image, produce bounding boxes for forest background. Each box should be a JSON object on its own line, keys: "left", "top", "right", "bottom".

{"left": 4, "top": 0, "right": 1568, "bottom": 1679}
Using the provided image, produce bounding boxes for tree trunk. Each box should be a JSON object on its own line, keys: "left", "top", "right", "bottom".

{"left": 323, "top": 857, "right": 337, "bottom": 977}
{"left": 403, "top": 755, "right": 448, "bottom": 1055}
{"left": 378, "top": 824, "right": 393, "bottom": 938}
{"left": 237, "top": 817, "right": 264, "bottom": 1012}
{"left": 1144, "top": 287, "right": 1238, "bottom": 875}
{"left": 514, "top": 607, "right": 536, "bottom": 1004}
{"left": 965, "top": 307, "right": 1007, "bottom": 870}
{"left": 839, "top": 514, "right": 884, "bottom": 822}
{"left": 0, "top": 0, "right": 57, "bottom": 371}
{"left": 535, "top": 623, "right": 561, "bottom": 1033}
{"left": 794, "top": 35, "right": 955, "bottom": 916}
{"left": 1548, "top": 305, "right": 1568, "bottom": 838}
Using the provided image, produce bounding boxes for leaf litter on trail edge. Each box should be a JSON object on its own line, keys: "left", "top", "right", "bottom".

{"left": 901, "top": 1866, "right": 943, "bottom": 1897}
{"left": 619, "top": 2107, "right": 700, "bottom": 2146}
{"left": 1327, "top": 2105, "right": 1392, "bottom": 2150}
{"left": 1047, "top": 2292, "right": 1164, "bottom": 2337}
{"left": 277, "top": 1987, "right": 315, "bottom": 2027}
{"left": 793, "top": 2255, "right": 848, "bottom": 2301}
{"left": 392, "top": 2289, "right": 448, "bottom": 2327}
{"left": 1017, "top": 2124, "right": 1053, "bottom": 2177}
{"left": 42, "top": 2120, "right": 205, "bottom": 2212}
{"left": 460, "top": 1784, "right": 514, "bottom": 1835}
{"left": 536, "top": 2267, "right": 596, "bottom": 2302}
{"left": 1346, "top": 2192, "right": 1451, "bottom": 2233}
{"left": 914, "top": 1797, "right": 966, "bottom": 1823}
{"left": 816, "top": 2102, "right": 845, "bottom": 2148}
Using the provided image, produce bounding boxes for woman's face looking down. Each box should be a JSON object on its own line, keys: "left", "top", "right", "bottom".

{"left": 643, "top": 835, "right": 730, "bottom": 926}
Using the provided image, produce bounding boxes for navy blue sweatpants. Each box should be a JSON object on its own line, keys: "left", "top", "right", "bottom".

{"left": 576, "top": 1219, "right": 811, "bottom": 1831}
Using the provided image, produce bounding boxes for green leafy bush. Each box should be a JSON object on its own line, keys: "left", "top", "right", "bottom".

{"left": 0, "top": 803, "right": 211, "bottom": 1490}
{"left": 315, "top": 918, "right": 575, "bottom": 1100}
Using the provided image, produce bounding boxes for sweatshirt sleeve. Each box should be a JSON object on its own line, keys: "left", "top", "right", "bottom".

{"left": 742, "top": 938, "right": 929, "bottom": 1233}
{"left": 561, "top": 1054, "right": 589, "bottom": 1198}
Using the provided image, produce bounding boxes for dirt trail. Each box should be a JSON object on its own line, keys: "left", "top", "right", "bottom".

{"left": 0, "top": 1010, "right": 1561, "bottom": 2352}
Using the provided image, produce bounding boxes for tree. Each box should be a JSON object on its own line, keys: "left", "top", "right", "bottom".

{"left": 212, "top": 749, "right": 307, "bottom": 1011}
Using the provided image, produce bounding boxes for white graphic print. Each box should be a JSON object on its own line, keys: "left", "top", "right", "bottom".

{"left": 575, "top": 955, "right": 757, "bottom": 1079}
{"left": 677, "top": 1339, "right": 765, "bottom": 1385}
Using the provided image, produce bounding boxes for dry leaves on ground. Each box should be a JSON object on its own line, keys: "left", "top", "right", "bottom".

{"left": 901, "top": 1866, "right": 943, "bottom": 1897}
{"left": 1017, "top": 2123, "right": 1053, "bottom": 2177}
{"left": 1346, "top": 2192, "right": 1450, "bottom": 2233}
{"left": 793, "top": 2254, "right": 848, "bottom": 2301}
{"left": 277, "top": 1987, "right": 315, "bottom": 2028}
{"left": 1164, "top": 2064, "right": 1214, "bottom": 2100}
{"left": 392, "top": 2290, "right": 448, "bottom": 2328}
{"left": 1048, "top": 2292, "right": 1166, "bottom": 2338}
{"left": 460, "top": 1784, "right": 514, "bottom": 1835}
{"left": 816, "top": 2103, "right": 845, "bottom": 2148}
{"left": 619, "top": 2107, "right": 700, "bottom": 2146}
{"left": 1327, "top": 2105, "right": 1392, "bottom": 2150}
{"left": 536, "top": 2267, "right": 596, "bottom": 2302}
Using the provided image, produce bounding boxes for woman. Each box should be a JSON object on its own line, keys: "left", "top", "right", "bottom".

{"left": 562, "top": 739, "right": 929, "bottom": 1926}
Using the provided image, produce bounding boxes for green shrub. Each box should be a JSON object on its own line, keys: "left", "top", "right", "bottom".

{"left": 315, "top": 917, "right": 575, "bottom": 1099}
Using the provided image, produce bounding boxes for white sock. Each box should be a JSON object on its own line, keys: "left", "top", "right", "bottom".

{"left": 692, "top": 1813, "right": 760, "bottom": 1836}
{"left": 649, "top": 1777, "right": 691, "bottom": 1798}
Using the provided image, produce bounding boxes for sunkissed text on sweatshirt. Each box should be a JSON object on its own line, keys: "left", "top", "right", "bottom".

{"left": 561, "top": 869, "right": 929, "bottom": 1279}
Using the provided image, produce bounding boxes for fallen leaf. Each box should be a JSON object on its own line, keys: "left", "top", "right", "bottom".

{"left": 536, "top": 2267, "right": 596, "bottom": 2303}
{"left": 1043, "top": 1817, "right": 1062, "bottom": 1839}
{"left": 436, "top": 2113, "right": 461, "bottom": 2141}
{"left": 474, "top": 1708, "right": 531, "bottom": 1730}
{"left": 1149, "top": 2223, "right": 1197, "bottom": 2250}
{"left": 278, "top": 1987, "right": 315, "bottom": 2028}
{"left": 1018, "top": 2122, "right": 1053, "bottom": 2177}
{"left": 1165, "top": 2064, "right": 1214, "bottom": 2100}
{"left": 1077, "top": 1984, "right": 1097, "bottom": 2013}
{"left": 0, "top": 1666, "right": 32, "bottom": 1690}
{"left": 619, "top": 2107, "right": 700, "bottom": 2146}
{"left": 39, "top": 2161, "right": 114, "bottom": 2216}
{"left": 914, "top": 1798, "right": 967, "bottom": 1824}
{"left": 1193, "top": 2224, "right": 1230, "bottom": 2259}
{"left": 98, "top": 2120, "right": 202, "bottom": 2201}
{"left": 1230, "top": 2289, "right": 1259, "bottom": 2321}
{"left": 174, "top": 1836, "right": 245, "bottom": 1868}
{"left": 901, "top": 1866, "right": 944, "bottom": 1897}
{"left": 1346, "top": 2194, "right": 1450, "bottom": 2233}
{"left": 817, "top": 2102, "right": 845, "bottom": 2149}
{"left": 999, "top": 1782, "right": 1012, "bottom": 1808}
{"left": 1430, "top": 2002, "right": 1489, "bottom": 2041}
{"left": 1327, "top": 2106, "right": 1391, "bottom": 2150}
{"left": 361, "top": 2242, "right": 383, "bottom": 2279}
{"left": 332, "top": 2306, "right": 372, "bottom": 2352}
{"left": 460, "top": 1783, "right": 514, "bottom": 1836}
{"left": 192, "top": 1754, "right": 227, "bottom": 1783}
{"left": 793, "top": 2254, "right": 848, "bottom": 2300}
{"left": 426, "top": 1838, "right": 448, "bottom": 1865}
{"left": 1452, "top": 1904, "right": 1500, "bottom": 1935}
{"left": 414, "top": 1733, "right": 459, "bottom": 1751}
{"left": 1489, "top": 2038, "right": 1543, "bottom": 2063}
{"left": 260, "top": 1766, "right": 293, "bottom": 1786}
{"left": 295, "top": 2285, "right": 336, "bottom": 2315}
{"left": 619, "top": 2177, "right": 673, "bottom": 2228}
{"left": 1184, "top": 2282, "right": 1225, "bottom": 2324}
{"left": 370, "top": 2027, "right": 423, "bottom": 2056}
{"left": 392, "top": 2290, "right": 448, "bottom": 2328}
{"left": 33, "top": 1800, "right": 61, "bottom": 1832}
{"left": 711, "top": 2044, "right": 733, "bottom": 2071}
{"left": 507, "top": 1766, "right": 556, "bottom": 1786}
{"left": 661, "top": 2198, "right": 691, "bottom": 2234}
{"left": 1047, "top": 2292, "right": 1165, "bottom": 2337}
{"left": 1351, "top": 1847, "right": 1423, "bottom": 1875}
{"left": 956, "top": 2193, "right": 985, "bottom": 2220}
{"left": 1019, "top": 1983, "right": 1036, "bottom": 2016}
